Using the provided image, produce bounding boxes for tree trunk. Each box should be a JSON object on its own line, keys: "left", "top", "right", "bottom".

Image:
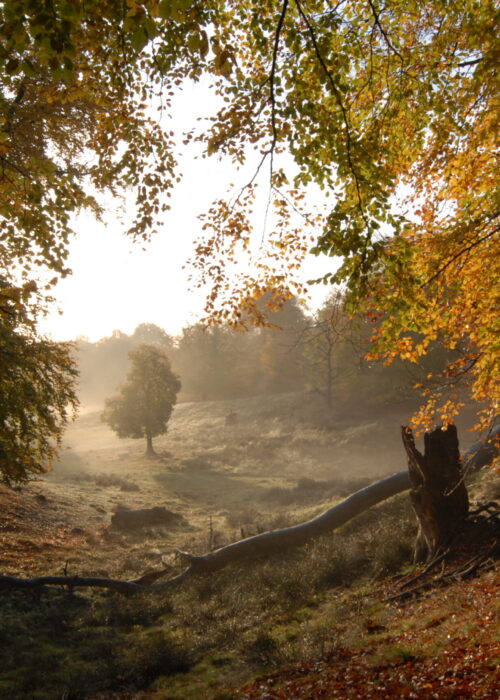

{"left": 145, "top": 430, "right": 156, "bottom": 457}
{"left": 402, "top": 425, "right": 469, "bottom": 562}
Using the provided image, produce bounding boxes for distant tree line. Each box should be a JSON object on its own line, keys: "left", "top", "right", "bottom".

{"left": 76, "top": 295, "right": 458, "bottom": 413}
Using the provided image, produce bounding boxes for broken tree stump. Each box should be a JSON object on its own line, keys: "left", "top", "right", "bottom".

{"left": 402, "top": 424, "right": 469, "bottom": 562}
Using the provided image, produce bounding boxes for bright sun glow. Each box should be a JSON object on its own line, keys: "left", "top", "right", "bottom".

{"left": 37, "top": 81, "right": 335, "bottom": 342}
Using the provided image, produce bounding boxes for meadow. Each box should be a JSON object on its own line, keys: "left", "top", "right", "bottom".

{"left": 0, "top": 392, "right": 497, "bottom": 699}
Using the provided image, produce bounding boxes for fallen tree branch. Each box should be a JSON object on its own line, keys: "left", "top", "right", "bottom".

{"left": 0, "top": 470, "right": 411, "bottom": 595}
{"left": 158, "top": 470, "right": 411, "bottom": 585}
{"left": 399, "top": 546, "right": 452, "bottom": 590}
{"left": 385, "top": 542, "right": 498, "bottom": 603}
{"left": 0, "top": 574, "right": 144, "bottom": 595}
{"left": 0, "top": 566, "right": 175, "bottom": 595}
{"left": 386, "top": 510, "right": 500, "bottom": 603}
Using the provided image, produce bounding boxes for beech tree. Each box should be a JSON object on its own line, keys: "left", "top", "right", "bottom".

{"left": 1, "top": 1, "right": 498, "bottom": 434}
{"left": 190, "top": 0, "right": 499, "bottom": 434}
{"left": 0, "top": 0, "right": 208, "bottom": 292}
{"left": 102, "top": 344, "right": 181, "bottom": 457}
{"left": 0, "top": 278, "right": 78, "bottom": 483}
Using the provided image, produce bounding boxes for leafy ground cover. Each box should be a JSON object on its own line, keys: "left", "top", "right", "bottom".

{"left": 0, "top": 393, "right": 498, "bottom": 699}
{"left": 235, "top": 535, "right": 499, "bottom": 699}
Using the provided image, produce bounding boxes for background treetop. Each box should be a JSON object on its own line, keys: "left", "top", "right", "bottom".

{"left": 101, "top": 343, "right": 181, "bottom": 456}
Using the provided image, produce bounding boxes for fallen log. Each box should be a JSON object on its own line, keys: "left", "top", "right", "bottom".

{"left": 0, "top": 470, "right": 411, "bottom": 595}
{"left": 0, "top": 565, "right": 175, "bottom": 595}
{"left": 0, "top": 573, "right": 145, "bottom": 595}
{"left": 157, "top": 470, "right": 411, "bottom": 581}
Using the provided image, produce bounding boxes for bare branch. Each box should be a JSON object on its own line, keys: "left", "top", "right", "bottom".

{"left": 457, "top": 58, "right": 483, "bottom": 67}
{"left": 269, "top": 0, "right": 290, "bottom": 159}
{"left": 293, "top": 0, "right": 369, "bottom": 226}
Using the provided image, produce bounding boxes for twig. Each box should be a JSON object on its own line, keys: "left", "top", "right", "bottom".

{"left": 385, "top": 579, "right": 435, "bottom": 603}
{"left": 367, "top": 0, "right": 404, "bottom": 63}
{"left": 421, "top": 225, "right": 499, "bottom": 288}
{"left": 457, "top": 58, "right": 482, "bottom": 67}
{"left": 293, "top": 0, "right": 368, "bottom": 227}
{"left": 468, "top": 502, "right": 499, "bottom": 517}
{"left": 443, "top": 541, "right": 498, "bottom": 580}
{"left": 400, "top": 546, "right": 451, "bottom": 589}
{"left": 386, "top": 538, "right": 499, "bottom": 603}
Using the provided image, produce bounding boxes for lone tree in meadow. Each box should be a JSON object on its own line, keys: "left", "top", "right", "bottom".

{"left": 102, "top": 344, "right": 180, "bottom": 457}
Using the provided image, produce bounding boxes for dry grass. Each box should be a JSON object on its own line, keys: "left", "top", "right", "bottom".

{"left": 0, "top": 392, "right": 496, "bottom": 699}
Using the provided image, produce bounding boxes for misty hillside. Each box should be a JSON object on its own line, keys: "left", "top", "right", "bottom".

{"left": 69, "top": 390, "right": 481, "bottom": 479}
{"left": 43, "top": 389, "right": 481, "bottom": 555}
{"left": 68, "top": 392, "right": 409, "bottom": 480}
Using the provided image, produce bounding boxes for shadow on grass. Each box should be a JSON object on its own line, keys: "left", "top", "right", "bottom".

{"left": 153, "top": 464, "right": 276, "bottom": 509}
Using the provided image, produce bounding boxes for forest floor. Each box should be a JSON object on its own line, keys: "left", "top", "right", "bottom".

{"left": 0, "top": 392, "right": 498, "bottom": 699}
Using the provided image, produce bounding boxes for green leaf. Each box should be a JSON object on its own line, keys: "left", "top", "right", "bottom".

{"left": 187, "top": 32, "right": 201, "bottom": 53}
{"left": 21, "top": 60, "right": 36, "bottom": 77}
{"left": 159, "top": 0, "right": 192, "bottom": 19}
{"left": 130, "top": 28, "right": 149, "bottom": 53}
{"left": 144, "top": 17, "right": 158, "bottom": 39}
{"left": 52, "top": 66, "right": 75, "bottom": 84}
{"left": 158, "top": 0, "right": 172, "bottom": 19}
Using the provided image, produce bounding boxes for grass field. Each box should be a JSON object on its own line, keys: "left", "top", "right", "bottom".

{"left": 0, "top": 392, "right": 498, "bottom": 698}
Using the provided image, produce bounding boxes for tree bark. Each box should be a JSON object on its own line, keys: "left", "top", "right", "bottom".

{"left": 402, "top": 425, "right": 469, "bottom": 563}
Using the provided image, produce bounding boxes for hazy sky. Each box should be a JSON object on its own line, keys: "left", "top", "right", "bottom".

{"left": 38, "top": 81, "right": 335, "bottom": 342}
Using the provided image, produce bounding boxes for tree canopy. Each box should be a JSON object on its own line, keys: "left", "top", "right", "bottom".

{"left": 0, "top": 278, "right": 78, "bottom": 482}
{"left": 193, "top": 0, "right": 499, "bottom": 431}
{"left": 102, "top": 344, "right": 181, "bottom": 456}
{"left": 1, "top": 0, "right": 498, "bottom": 431}
{"left": 0, "top": 0, "right": 210, "bottom": 285}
